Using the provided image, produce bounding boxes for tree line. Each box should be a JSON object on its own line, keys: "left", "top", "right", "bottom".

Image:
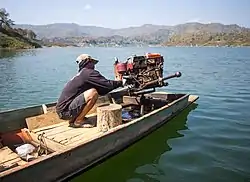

{"left": 0, "top": 8, "right": 37, "bottom": 40}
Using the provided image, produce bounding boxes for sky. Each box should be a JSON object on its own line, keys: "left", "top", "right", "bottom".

{"left": 1, "top": 0, "right": 250, "bottom": 29}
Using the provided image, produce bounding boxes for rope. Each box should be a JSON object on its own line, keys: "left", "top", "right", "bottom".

{"left": 37, "top": 132, "right": 48, "bottom": 156}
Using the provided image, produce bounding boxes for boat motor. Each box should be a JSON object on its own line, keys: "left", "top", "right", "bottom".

{"left": 112, "top": 53, "right": 182, "bottom": 115}
{"left": 113, "top": 53, "right": 181, "bottom": 96}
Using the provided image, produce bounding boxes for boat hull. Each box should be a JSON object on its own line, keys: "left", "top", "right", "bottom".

{"left": 0, "top": 93, "right": 198, "bottom": 182}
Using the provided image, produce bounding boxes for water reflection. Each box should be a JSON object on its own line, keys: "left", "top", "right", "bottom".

{"left": 0, "top": 48, "right": 40, "bottom": 110}
{"left": 0, "top": 48, "right": 38, "bottom": 60}
{"left": 70, "top": 103, "right": 198, "bottom": 182}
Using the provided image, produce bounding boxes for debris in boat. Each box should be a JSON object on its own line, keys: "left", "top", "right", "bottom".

{"left": 0, "top": 163, "right": 18, "bottom": 173}
{"left": 122, "top": 109, "right": 140, "bottom": 120}
{"left": 37, "top": 132, "right": 49, "bottom": 156}
{"left": 15, "top": 143, "right": 37, "bottom": 162}
{"left": 122, "top": 110, "right": 132, "bottom": 119}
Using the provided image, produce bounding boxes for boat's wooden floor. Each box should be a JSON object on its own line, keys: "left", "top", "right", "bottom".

{"left": 0, "top": 147, "right": 26, "bottom": 172}
{"left": 31, "top": 115, "right": 103, "bottom": 149}
{"left": 29, "top": 95, "right": 198, "bottom": 151}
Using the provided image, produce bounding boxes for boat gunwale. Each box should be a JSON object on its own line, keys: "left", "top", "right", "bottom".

{"left": 0, "top": 103, "right": 56, "bottom": 114}
{"left": 0, "top": 92, "right": 197, "bottom": 178}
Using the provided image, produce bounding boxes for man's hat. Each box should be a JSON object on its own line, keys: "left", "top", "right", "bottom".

{"left": 76, "top": 54, "right": 99, "bottom": 65}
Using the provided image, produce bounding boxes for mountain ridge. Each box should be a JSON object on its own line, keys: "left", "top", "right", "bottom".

{"left": 14, "top": 22, "right": 250, "bottom": 47}
{"left": 15, "top": 22, "right": 249, "bottom": 39}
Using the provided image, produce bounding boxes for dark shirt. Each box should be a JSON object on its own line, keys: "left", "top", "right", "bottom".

{"left": 56, "top": 68, "right": 122, "bottom": 113}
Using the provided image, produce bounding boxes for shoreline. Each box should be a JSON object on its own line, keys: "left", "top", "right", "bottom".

{"left": 1, "top": 44, "right": 250, "bottom": 51}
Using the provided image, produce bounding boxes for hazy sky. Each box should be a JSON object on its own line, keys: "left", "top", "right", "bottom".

{"left": 2, "top": 0, "right": 250, "bottom": 28}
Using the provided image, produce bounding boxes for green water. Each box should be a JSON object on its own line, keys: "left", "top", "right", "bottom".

{"left": 0, "top": 47, "right": 249, "bottom": 182}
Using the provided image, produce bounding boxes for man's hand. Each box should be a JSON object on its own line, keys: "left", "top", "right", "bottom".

{"left": 158, "top": 77, "right": 163, "bottom": 82}
{"left": 122, "top": 78, "right": 127, "bottom": 87}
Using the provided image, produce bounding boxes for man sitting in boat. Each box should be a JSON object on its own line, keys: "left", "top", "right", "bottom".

{"left": 56, "top": 54, "right": 125, "bottom": 128}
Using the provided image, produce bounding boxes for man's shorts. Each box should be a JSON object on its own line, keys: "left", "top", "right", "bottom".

{"left": 57, "top": 93, "right": 86, "bottom": 123}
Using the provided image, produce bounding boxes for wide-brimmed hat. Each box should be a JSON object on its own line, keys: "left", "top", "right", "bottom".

{"left": 76, "top": 54, "right": 99, "bottom": 65}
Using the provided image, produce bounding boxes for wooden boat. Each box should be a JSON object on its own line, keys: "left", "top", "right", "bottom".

{"left": 0, "top": 91, "right": 199, "bottom": 182}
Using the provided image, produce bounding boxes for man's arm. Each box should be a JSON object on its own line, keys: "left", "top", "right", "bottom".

{"left": 87, "top": 70, "right": 123, "bottom": 95}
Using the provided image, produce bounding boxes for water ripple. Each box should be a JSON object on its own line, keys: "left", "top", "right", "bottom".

{"left": 1, "top": 47, "right": 250, "bottom": 182}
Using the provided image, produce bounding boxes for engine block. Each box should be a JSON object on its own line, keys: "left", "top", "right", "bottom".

{"left": 114, "top": 53, "right": 164, "bottom": 88}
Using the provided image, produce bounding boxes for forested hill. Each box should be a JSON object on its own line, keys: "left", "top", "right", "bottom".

{"left": 2, "top": 5, "right": 250, "bottom": 48}
{"left": 0, "top": 8, "right": 41, "bottom": 49}
{"left": 16, "top": 22, "right": 250, "bottom": 47}
{"left": 163, "top": 23, "right": 250, "bottom": 46}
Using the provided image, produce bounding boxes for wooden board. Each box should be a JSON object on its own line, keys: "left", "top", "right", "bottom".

{"left": 31, "top": 115, "right": 102, "bottom": 148}
{"left": 26, "top": 110, "right": 65, "bottom": 131}
{"left": 22, "top": 129, "right": 66, "bottom": 152}
{"left": 25, "top": 95, "right": 111, "bottom": 131}
{"left": 0, "top": 147, "right": 26, "bottom": 172}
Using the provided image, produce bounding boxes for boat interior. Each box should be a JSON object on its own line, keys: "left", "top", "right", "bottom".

{"left": 0, "top": 92, "right": 187, "bottom": 174}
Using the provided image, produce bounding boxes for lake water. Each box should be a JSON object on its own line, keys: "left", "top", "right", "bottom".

{"left": 0, "top": 47, "right": 249, "bottom": 182}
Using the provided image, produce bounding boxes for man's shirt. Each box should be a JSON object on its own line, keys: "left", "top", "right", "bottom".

{"left": 56, "top": 68, "right": 122, "bottom": 113}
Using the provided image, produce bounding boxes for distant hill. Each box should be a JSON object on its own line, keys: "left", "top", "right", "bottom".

{"left": 168, "top": 22, "right": 245, "bottom": 34}
{"left": 15, "top": 22, "right": 248, "bottom": 38}
{"left": 14, "top": 22, "right": 250, "bottom": 47}
{"left": 14, "top": 23, "right": 171, "bottom": 38}
{"left": 6, "top": 4, "right": 249, "bottom": 48}
{"left": 15, "top": 23, "right": 105, "bottom": 38}
{"left": 164, "top": 23, "right": 250, "bottom": 46}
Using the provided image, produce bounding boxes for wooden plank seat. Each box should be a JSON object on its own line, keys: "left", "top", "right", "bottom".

{"left": 25, "top": 109, "right": 66, "bottom": 131}
{"left": 25, "top": 95, "right": 112, "bottom": 131}
{"left": 28, "top": 115, "right": 104, "bottom": 150}
{"left": 0, "top": 147, "right": 27, "bottom": 173}
{"left": 23, "top": 95, "right": 120, "bottom": 151}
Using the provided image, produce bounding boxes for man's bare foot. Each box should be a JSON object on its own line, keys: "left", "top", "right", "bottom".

{"left": 69, "top": 117, "right": 94, "bottom": 128}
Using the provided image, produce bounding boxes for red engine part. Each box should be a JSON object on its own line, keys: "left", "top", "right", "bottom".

{"left": 146, "top": 53, "right": 161, "bottom": 58}
{"left": 116, "top": 63, "right": 127, "bottom": 73}
{"left": 127, "top": 63, "right": 133, "bottom": 70}
{"left": 0, "top": 129, "right": 26, "bottom": 146}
